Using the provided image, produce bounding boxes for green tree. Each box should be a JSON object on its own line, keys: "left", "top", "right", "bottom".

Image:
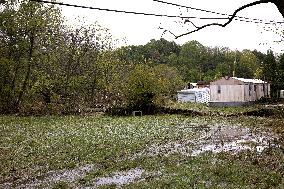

{"left": 178, "top": 40, "right": 206, "bottom": 81}
{"left": 236, "top": 50, "right": 258, "bottom": 78}
{"left": 144, "top": 38, "right": 180, "bottom": 64}
{"left": 263, "top": 50, "right": 277, "bottom": 97}
{"left": 153, "top": 64, "right": 184, "bottom": 100}
{"left": 124, "top": 64, "right": 158, "bottom": 113}
{"left": 276, "top": 53, "right": 284, "bottom": 92}
{"left": 0, "top": 0, "right": 62, "bottom": 113}
{"left": 0, "top": 0, "right": 117, "bottom": 114}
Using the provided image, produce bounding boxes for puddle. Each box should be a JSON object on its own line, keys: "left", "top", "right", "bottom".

{"left": 192, "top": 140, "right": 254, "bottom": 156}
{"left": 2, "top": 164, "right": 95, "bottom": 188}
{"left": 43, "top": 164, "right": 94, "bottom": 183}
{"left": 133, "top": 123, "right": 277, "bottom": 158}
{"left": 95, "top": 168, "right": 144, "bottom": 186}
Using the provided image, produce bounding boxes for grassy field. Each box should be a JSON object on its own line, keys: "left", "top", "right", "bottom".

{"left": 0, "top": 109, "right": 283, "bottom": 188}
{"left": 165, "top": 101, "right": 261, "bottom": 115}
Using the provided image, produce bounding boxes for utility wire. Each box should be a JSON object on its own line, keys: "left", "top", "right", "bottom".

{"left": 174, "top": 0, "right": 277, "bottom": 38}
{"left": 29, "top": 0, "right": 228, "bottom": 20}
{"left": 30, "top": 0, "right": 284, "bottom": 25}
{"left": 153, "top": 0, "right": 284, "bottom": 24}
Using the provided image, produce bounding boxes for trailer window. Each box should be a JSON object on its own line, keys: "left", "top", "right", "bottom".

{"left": 217, "top": 85, "right": 221, "bottom": 94}
{"left": 249, "top": 84, "right": 252, "bottom": 96}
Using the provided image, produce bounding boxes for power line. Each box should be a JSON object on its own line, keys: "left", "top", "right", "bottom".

{"left": 152, "top": 0, "right": 284, "bottom": 24}
{"left": 165, "top": 0, "right": 282, "bottom": 38}
{"left": 30, "top": 0, "right": 284, "bottom": 25}
{"left": 29, "top": 0, "right": 228, "bottom": 20}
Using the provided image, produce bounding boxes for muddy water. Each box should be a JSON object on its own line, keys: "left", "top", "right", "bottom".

{"left": 2, "top": 122, "right": 278, "bottom": 188}
{"left": 95, "top": 168, "right": 144, "bottom": 186}
{"left": 1, "top": 164, "right": 95, "bottom": 189}
{"left": 133, "top": 123, "right": 276, "bottom": 158}
{"left": 191, "top": 124, "right": 273, "bottom": 156}
{"left": 93, "top": 124, "right": 275, "bottom": 187}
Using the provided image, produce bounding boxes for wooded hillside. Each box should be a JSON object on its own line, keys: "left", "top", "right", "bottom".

{"left": 1, "top": 0, "right": 284, "bottom": 114}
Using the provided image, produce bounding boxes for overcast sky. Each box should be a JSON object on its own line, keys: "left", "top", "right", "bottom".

{"left": 60, "top": 0, "right": 284, "bottom": 53}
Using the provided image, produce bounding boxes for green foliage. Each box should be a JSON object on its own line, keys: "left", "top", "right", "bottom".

{"left": 52, "top": 182, "right": 70, "bottom": 189}
{"left": 144, "top": 38, "right": 180, "bottom": 64}
{"left": 0, "top": 0, "right": 63, "bottom": 113}
{"left": 263, "top": 50, "right": 277, "bottom": 81}
{"left": 237, "top": 50, "right": 258, "bottom": 78}
{"left": 122, "top": 64, "right": 184, "bottom": 113}
{"left": 1, "top": 0, "right": 284, "bottom": 114}
{"left": 153, "top": 64, "right": 184, "bottom": 97}
{"left": 277, "top": 54, "right": 284, "bottom": 89}
{"left": 263, "top": 50, "right": 278, "bottom": 97}
{"left": 124, "top": 64, "right": 159, "bottom": 112}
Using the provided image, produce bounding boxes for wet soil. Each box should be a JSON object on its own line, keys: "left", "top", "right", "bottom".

{"left": 133, "top": 123, "right": 277, "bottom": 159}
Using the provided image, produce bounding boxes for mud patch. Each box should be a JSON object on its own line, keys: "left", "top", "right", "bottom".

{"left": 236, "top": 107, "right": 284, "bottom": 118}
{"left": 92, "top": 168, "right": 162, "bottom": 187}
{"left": 95, "top": 168, "right": 144, "bottom": 186}
{"left": 191, "top": 125, "right": 274, "bottom": 155}
{"left": 133, "top": 123, "right": 277, "bottom": 158}
{"left": 2, "top": 164, "right": 94, "bottom": 188}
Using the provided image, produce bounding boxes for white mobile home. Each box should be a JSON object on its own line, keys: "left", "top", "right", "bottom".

{"left": 280, "top": 90, "right": 284, "bottom": 98}
{"left": 210, "top": 77, "right": 270, "bottom": 106}
{"left": 177, "top": 88, "right": 210, "bottom": 103}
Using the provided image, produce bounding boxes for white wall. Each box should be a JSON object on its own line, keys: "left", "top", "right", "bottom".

{"left": 211, "top": 83, "right": 270, "bottom": 102}
{"left": 177, "top": 92, "right": 196, "bottom": 102}
{"left": 246, "top": 83, "right": 270, "bottom": 101}
{"left": 210, "top": 77, "right": 271, "bottom": 102}
{"left": 210, "top": 85, "right": 244, "bottom": 102}
{"left": 244, "top": 84, "right": 256, "bottom": 101}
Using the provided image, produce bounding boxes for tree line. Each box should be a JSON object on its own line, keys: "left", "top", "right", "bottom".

{"left": 0, "top": 0, "right": 283, "bottom": 115}
{"left": 125, "top": 39, "right": 284, "bottom": 96}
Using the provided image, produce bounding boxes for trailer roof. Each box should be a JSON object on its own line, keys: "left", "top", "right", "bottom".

{"left": 231, "top": 77, "right": 267, "bottom": 84}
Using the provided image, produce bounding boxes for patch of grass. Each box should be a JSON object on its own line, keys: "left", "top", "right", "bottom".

{"left": 165, "top": 101, "right": 261, "bottom": 116}
{"left": 127, "top": 150, "right": 283, "bottom": 189}
{"left": 52, "top": 181, "right": 70, "bottom": 189}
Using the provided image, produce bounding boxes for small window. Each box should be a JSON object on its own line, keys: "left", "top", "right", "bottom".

{"left": 217, "top": 85, "right": 221, "bottom": 94}
{"left": 254, "top": 85, "right": 256, "bottom": 91}
{"left": 249, "top": 84, "right": 252, "bottom": 96}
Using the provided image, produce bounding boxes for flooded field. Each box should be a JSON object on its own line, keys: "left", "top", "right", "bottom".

{"left": 95, "top": 168, "right": 145, "bottom": 186}
{"left": 133, "top": 123, "right": 276, "bottom": 159}
{"left": 1, "top": 164, "right": 94, "bottom": 188}
{"left": 0, "top": 115, "right": 283, "bottom": 188}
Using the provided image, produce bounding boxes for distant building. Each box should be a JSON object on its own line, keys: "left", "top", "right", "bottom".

{"left": 185, "top": 81, "right": 209, "bottom": 90}
{"left": 196, "top": 81, "right": 210, "bottom": 88}
{"left": 186, "top": 83, "right": 197, "bottom": 89}
{"left": 280, "top": 90, "right": 284, "bottom": 98}
{"left": 177, "top": 88, "right": 210, "bottom": 103}
{"left": 209, "top": 76, "right": 270, "bottom": 106}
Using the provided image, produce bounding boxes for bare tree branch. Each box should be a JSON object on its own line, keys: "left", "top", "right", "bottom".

{"left": 261, "top": 22, "right": 284, "bottom": 45}
{"left": 158, "top": 26, "right": 177, "bottom": 38}
{"left": 163, "top": 0, "right": 274, "bottom": 39}
{"left": 154, "top": 0, "right": 280, "bottom": 24}
{"left": 271, "top": 0, "right": 284, "bottom": 17}
{"left": 184, "top": 19, "right": 198, "bottom": 28}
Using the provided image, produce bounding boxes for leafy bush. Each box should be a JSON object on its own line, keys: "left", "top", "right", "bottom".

{"left": 124, "top": 64, "right": 158, "bottom": 113}
{"left": 121, "top": 64, "right": 184, "bottom": 114}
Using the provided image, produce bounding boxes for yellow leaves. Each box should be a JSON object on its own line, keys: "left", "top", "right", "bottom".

{"left": 254, "top": 67, "right": 264, "bottom": 79}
